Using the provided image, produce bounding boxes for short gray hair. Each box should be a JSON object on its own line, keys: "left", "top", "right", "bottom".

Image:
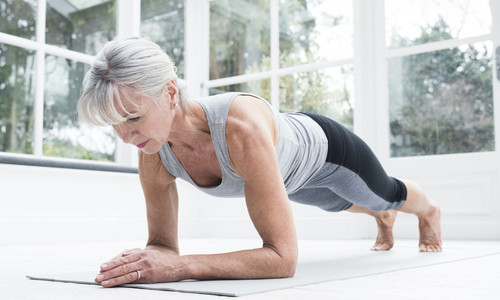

{"left": 77, "top": 37, "right": 188, "bottom": 126}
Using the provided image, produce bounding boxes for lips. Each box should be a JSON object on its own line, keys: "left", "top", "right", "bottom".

{"left": 136, "top": 140, "right": 149, "bottom": 148}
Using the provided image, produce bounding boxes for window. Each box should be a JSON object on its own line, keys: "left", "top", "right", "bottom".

{"left": 386, "top": 0, "right": 495, "bottom": 157}
{"left": 207, "top": 0, "right": 354, "bottom": 129}
{"left": 140, "top": 0, "right": 185, "bottom": 78}
{"left": 0, "top": 0, "right": 117, "bottom": 163}
{"left": 279, "top": 66, "right": 354, "bottom": 128}
{"left": 2, "top": 0, "right": 497, "bottom": 168}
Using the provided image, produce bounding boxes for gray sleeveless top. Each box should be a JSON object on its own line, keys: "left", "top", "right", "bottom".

{"left": 158, "top": 92, "right": 328, "bottom": 197}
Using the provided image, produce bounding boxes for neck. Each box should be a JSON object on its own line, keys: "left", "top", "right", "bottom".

{"left": 168, "top": 100, "right": 208, "bottom": 146}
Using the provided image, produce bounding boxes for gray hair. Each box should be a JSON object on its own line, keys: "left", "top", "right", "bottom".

{"left": 77, "top": 37, "right": 188, "bottom": 126}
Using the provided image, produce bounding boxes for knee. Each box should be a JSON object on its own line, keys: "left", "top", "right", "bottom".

{"left": 401, "top": 179, "right": 428, "bottom": 201}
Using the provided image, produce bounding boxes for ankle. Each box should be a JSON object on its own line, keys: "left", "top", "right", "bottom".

{"left": 375, "top": 210, "right": 396, "bottom": 227}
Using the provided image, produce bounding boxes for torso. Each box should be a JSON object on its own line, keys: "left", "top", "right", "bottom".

{"left": 166, "top": 96, "right": 276, "bottom": 189}
{"left": 169, "top": 127, "right": 223, "bottom": 188}
{"left": 159, "top": 93, "right": 328, "bottom": 197}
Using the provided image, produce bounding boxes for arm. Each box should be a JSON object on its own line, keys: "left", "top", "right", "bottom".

{"left": 97, "top": 151, "right": 184, "bottom": 286}
{"left": 97, "top": 96, "right": 298, "bottom": 284}
{"left": 182, "top": 95, "right": 298, "bottom": 279}
{"left": 140, "top": 151, "right": 179, "bottom": 255}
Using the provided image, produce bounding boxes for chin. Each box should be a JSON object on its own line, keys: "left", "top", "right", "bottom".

{"left": 141, "top": 146, "right": 161, "bottom": 155}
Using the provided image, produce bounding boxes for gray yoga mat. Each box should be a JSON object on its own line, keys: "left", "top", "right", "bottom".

{"left": 27, "top": 245, "right": 500, "bottom": 297}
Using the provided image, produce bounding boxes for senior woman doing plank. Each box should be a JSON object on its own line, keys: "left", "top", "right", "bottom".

{"left": 78, "top": 37, "right": 442, "bottom": 287}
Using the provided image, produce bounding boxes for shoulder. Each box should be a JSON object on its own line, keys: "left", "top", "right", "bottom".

{"left": 225, "top": 95, "right": 278, "bottom": 177}
{"left": 226, "top": 94, "right": 277, "bottom": 140}
{"left": 229, "top": 94, "right": 273, "bottom": 118}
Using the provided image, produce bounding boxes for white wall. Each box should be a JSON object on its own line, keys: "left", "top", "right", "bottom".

{"left": 3, "top": 154, "right": 498, "bottom": 247}
{"left": 0, "top": 163, "right": 143, "bottom": 245}
{"left": 189, "top": 156, "right": 500, "bottom": 242}
{"left": 384, "top": 153, "right": 500, "bottom": 241}
{"left": 0, "top": 161, "right": 375, "bottom": 246}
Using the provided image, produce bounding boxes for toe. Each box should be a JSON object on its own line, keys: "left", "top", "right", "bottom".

{"left": 419, "top": 243, "right": 442, "bottom": 252}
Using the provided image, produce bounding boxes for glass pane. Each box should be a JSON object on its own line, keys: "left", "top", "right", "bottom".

{"left": 46, "top": 0, "right": 116, "bottom": 55}
{"left": 280, "top": 66, "right": 354, "bottom": 130}
{"left": 279, "top": 0, "right": 353, "bottom": 68}
{"left": 210, "top": 0, "right": 270, "bottom": 79}
{"left": 141, "top": 0, "right": 185, "bottom": 78}
{"left": 0, "top": 0, "right": 37, "bottom": 40}
{"left": 209, "top": 78, "right": 271, "bottom": 101}
{"left": 386, "top": 0, "right": 492, "bottom": 48}
{"left": 0, "top": 44, "right": 36, "bottom": 154}
{"left": 389, "top": 42, "right": 494, "bottom": 157}
{"left": 44, "top": 55, "right": 115, "bottom": 161}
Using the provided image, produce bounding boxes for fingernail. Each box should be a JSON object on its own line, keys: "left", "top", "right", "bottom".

{"left": 102, "top": 280, "right": 109, "bottom": 286}
{"left": 100, "top": 263, "right": 108, "bottom": 269}
{"left": 96, "top": 274, "right": 103, "bottom": 281}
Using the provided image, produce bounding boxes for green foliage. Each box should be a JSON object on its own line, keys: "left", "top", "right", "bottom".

{"left": 0, "top": 0, "right": 116, "bottom": 160}
{"left": 141, "top": 0, "right": 185, "bottom": 78}
{"left": 211, "top": 0, "right": 353, "bottom": 128}
{"left": 43, "top": 138, "right": 113, "bottom": 161}
{"left": 2, "top": 1, "right": 495, "bottom": 160}
{"left": 389, "top": 17, "right": 494, "bottom": 157}
{"left": 209, "top": 0, "right": 271, "bottom": 80}
{"left": 0, "top": 0, "right": 36, "bottom": 153}
{"left": 278, "top": 63, "right": 353, "bottom": 129}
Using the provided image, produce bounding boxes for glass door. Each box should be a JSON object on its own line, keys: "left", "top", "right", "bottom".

{"left": 382, "top": 0, "right": 500, "bottom": 239}
{"left": 385, "top": 0, "right": 495, "bottom": 158}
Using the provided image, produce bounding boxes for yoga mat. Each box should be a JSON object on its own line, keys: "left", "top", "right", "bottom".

{"left": 27, "top": 245, "right": 500, "bottom": 297}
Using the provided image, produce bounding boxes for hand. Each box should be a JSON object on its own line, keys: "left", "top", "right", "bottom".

{"left": 95, "top": 248, "right": 185, "bottom": 287}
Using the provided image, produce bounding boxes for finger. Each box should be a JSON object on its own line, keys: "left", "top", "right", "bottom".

{"left": 100, "top": 253, "right": 141, "bottom": 272}
{"left": 109, "top": 248, "right": 142, "bottom": 261}
{"left": 100, "top": 270, "right": 141, "bottom": 288}
{"left": 96, "top": 260, "right": 141, "bottom": 284}
{"left": 121, "top": 248, "right": 142, "bottom": 257}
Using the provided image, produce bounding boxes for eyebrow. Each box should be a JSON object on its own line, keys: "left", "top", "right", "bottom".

{"left": 121, "top": 111, "right": 138, "bottom": 118}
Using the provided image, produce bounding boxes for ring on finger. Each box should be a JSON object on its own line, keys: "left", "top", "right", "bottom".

{"left": 136, "top": 270, "right": 141, "bottom": 281}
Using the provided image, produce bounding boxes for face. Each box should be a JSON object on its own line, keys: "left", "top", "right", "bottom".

{"left": 112, "top": 84, "right": 177, "bottom": 154}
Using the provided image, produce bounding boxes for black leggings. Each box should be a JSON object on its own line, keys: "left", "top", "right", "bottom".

{"left": 288, "top": 113, "right": 407, "bottom": 212}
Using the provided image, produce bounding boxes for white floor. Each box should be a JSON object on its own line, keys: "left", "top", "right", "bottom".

{"left": 1, "top": 239, "right": 500, "bottom": 300}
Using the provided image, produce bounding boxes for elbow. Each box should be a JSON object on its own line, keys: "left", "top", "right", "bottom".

{"left": 284, "top": 252, "right": 298, "bottom": 277}
{"left": 273, "top": 249, "right": 298, "bottom": 278}
{"left": 264, "top": 242, "right": 298, "bottom": 278}
{"left": 280, "top": 258, "right": 297, "bottom": 278}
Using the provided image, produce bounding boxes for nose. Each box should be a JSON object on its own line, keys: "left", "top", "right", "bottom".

{"left": 113, "top": 123, "right": 135, "bottom": 144}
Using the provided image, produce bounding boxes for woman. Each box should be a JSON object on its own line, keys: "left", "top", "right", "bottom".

{"left": 78, "top": 37, "right": 442, "bottom": 288}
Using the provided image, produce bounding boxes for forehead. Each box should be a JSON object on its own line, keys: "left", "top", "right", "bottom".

{"left": 113, "top": 90, "right": 149, "bottom": 116}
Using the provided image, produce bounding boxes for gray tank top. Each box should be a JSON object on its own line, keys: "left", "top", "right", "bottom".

{"left": 158, "top": 92, "right": 328, "bottom": 197}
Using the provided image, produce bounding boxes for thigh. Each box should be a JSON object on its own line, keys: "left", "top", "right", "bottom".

{"left": 288, "top": 187, "right": 353, "bottom": 212}
{"left": 301, "top": 112, "right": 407, "bottom": 211}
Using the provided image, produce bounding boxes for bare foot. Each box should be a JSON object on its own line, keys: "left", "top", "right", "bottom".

{"left": 418, "top": 203, "right": 442, "bottom": 252}
{"left": 371, "top": 210, "right": 397, "bottom": 251}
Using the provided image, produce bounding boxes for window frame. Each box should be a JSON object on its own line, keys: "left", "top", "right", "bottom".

{"left": 0, "top": 0, "right": 140, "bottom": 171}
{"left": 379, "top": 0, "right": 499, "bottom": 161}
{"left": 1, "top": 0, "right": 498, "bottom": 171}
{"left": 202, "top": 0, "right": 356, "bottom": 113}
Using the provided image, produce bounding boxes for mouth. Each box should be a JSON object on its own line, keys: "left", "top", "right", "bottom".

{"left": 136, "top": 140, "right": 149, "bottom": 148}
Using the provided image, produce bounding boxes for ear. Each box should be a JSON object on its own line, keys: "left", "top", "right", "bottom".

{"left": 164, "top": 80, "right": 178, "bottom": 107}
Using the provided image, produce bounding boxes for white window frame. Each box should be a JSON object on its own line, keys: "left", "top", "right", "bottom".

{"left": 376, "top": 1, "right": 499, "bottom": 161}
{"left": 373, "top": 0, "right": 500, "bottom": 239}
{"left": 2, "top": 0, "right": 498, "bottom": 175}
{"left": 199, "top": 0, "right": 356, "bottom": 114}
{"left": 191, "top": 0, "right": 500, "bottom": 239}
{"left": 0, "top": 0, "right": 141, "bottom": 169}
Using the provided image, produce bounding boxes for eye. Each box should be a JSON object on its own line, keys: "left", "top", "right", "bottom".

{"left": 128, "top": 116, "right": 141, "bottom": 122}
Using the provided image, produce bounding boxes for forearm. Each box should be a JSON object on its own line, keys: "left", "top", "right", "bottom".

{"left": 179, "top": 246, "right": 297, "bottom": 281}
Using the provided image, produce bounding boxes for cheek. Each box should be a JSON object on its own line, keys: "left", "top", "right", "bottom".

{"left": 112, "top": 126, "right": 123, "bottom": 139}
